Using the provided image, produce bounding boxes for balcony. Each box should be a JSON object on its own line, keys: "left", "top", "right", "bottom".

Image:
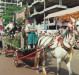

{"left": 28, "top": 0, "right": 44, "bottom": 8}
{"left": 0, "top": 6, "right": 5, "bottom": 8}
{"left": 0, "top": 9, "right": 3, "bottom": 12}
{"left": 1, "top": 2, "right": 17, "bottom": 4}
{"left": 30, "top": 5, "right": 67, "bottom": 17}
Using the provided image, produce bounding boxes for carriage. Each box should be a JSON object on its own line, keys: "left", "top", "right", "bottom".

{"left": 33, "top": 6, "right": 79, "bottom": 75}
{"left": 3, "top": 23, "right": 44, "bottom": 67}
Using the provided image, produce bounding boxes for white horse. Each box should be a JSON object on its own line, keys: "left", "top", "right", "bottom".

{"left": 35, "top": 18, "right": 78, "bottom": 75}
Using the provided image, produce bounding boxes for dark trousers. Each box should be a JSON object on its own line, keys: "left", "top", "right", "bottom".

{"left": 0, "top": 41, "right": 2, "bottom": 48}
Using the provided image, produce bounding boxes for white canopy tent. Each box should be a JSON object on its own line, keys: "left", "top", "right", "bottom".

{"left": 45, "top": 6, "right": 79, "bottom": 31}
{"left": 45, "top": 6, "right": 79, "bottom": 19}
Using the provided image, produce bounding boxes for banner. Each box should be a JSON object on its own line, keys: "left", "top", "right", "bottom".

{"left": 15, "top": 10, "right": 25, "bottom": 20}
{"left": 0, "top": 19, "right": 3, "bottom": 30}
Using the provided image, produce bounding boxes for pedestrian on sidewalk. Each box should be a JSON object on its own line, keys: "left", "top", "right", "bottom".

{"left": 0, "top": 33, "right": 3, "bottom": 54}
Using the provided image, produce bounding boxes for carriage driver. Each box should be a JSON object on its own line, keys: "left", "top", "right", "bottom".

{"left": 24, "top": 19, "right": 38, "bottom": 49}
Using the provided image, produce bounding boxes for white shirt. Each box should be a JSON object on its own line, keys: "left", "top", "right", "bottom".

{"left": 8, "top": 23, "right": 14, "bottom": 29}
{"left": 25, "top": 24, "right": 34, "bottom": 32}
{"left": 5, "top": 23, "right": 14, "bottom": 30}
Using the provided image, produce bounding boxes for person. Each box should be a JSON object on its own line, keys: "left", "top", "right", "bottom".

{"left": 0, "top": 33, "right": 3, "bottom": 54}
{"left": 7, "top": 21, "right": 14, "bottom": 32}
{"left": 24, "top": 19, "right": 38, "bottom": 49}
{"left": 14, "top": 30, "right": 19, "bottom": 38}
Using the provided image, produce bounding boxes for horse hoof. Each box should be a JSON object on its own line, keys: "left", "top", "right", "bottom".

{"left": 43, "top": 71, "right": 47, "bottom": 75}
{"left": 36, "top": 68, "right": 39, "bottom": 73}
{"left": 36, "top": 70, "right": 40, "bottom": 74}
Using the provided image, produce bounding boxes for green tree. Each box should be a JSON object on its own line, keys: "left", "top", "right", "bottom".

{"left": 2, "top": 5, "right": 23, "bottom": 27}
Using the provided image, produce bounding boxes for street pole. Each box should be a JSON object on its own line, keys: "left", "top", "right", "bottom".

{"left": 44, "top": 0, "right": 46, "bottom": 29}
{"left": 55, "top": 17, "right": 57, "bottom": 31}
{"left": 4, "top": 0, "right": 6, "bottom": 14}
{"left": 17, "top": 0, "right": 18, "bottom": 6}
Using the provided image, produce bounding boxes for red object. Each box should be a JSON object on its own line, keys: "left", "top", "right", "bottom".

{"left": 68, "top": 27, "right": 70, "bottom": 29}
{"left": 0, "top": 25, "right": 3, "bottom": 30}
{"left": 18, "top": 43, "right": 54, "bottom": 60}
{"left": 21, "top": 29, "right": 24, "bottom": 31}
{"left": 57, "top": 37, "right": 61, "bottom": 47}
{"left": 22, "top": 20, "right": 25, "bottom": 23}
{"left": 6, "top": 50, "right": 14, "bottom": 54}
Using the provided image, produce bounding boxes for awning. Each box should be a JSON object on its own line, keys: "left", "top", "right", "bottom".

{"left": 45, "top": 6, "right": 79, "bottom": 19}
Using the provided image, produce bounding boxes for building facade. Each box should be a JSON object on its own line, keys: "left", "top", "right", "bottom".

{"left": 26, "top": 0, "right": 79, "bottom": 29}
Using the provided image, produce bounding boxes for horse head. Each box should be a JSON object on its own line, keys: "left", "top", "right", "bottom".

{"left": 61, "top": 17, "right": 79, "bottom": 48}
{"left": 69, "top": 17, "right": 79, "bottom": 35}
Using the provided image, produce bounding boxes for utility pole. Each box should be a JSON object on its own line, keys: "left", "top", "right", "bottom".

{"left": 44, "top": 0, "right": 46, "bottom": 29}
{"left": 17, "top": 0, "right": 18, "bottom": 6}
{"left": 5, "top": 0, "right": 6, "bottom": 14}
{"left": 44, "top": 0, "right": 45, "bottom": 24}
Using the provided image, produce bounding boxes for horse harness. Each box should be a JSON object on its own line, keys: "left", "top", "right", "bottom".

{"left": 58, "top": 37, "right": 71, "bottom": 52}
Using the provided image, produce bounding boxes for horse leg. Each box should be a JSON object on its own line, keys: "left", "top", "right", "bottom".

{"left": 57, "top": 58, "right": 61, "bottom": 75}
{"left": 35, "top": 53, "right": 37, "bottom": 70}
{"left": 42, "top": 51, "right": 47, "bottom": 75}
{"left": 35, "top": 52, "right": 40, "bottom": 73}
{"left": 65, "top": 60, "right": 72, "bottom": 75}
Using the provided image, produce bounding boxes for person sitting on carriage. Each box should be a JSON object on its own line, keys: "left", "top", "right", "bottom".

{"left": 14, "top": 30, "right": 19, "bottom": 38}
{"left": 24, "top": 18, "right": 38, "bottom": 49}
{"left": 6, "top": 20, "right": 14, "bottom": 33}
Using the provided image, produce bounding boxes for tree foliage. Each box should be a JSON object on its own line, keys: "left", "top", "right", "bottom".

{"left": 2, "top": 5, "right": 23, "bottom": 27}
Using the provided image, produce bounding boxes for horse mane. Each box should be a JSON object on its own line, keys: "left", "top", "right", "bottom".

{"left": 61, "top": 27, "right": 72, "bottom": 39}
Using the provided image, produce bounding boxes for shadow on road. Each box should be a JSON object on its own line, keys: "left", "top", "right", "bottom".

{"left": 16, "top": 59, "right": 35, "bottom": 69}
{"left": 45, "top": 57, "right": 79, "bottom": 75}
{"left": 11, "top": 55, "right": 79, "bottom": 75}
{"left": 46, "top": 67, "right": 78, "bottom": 75}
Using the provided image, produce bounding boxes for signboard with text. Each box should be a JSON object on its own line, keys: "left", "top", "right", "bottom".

{"left": 15, "top": 10, "right": 25, "bottom": 20}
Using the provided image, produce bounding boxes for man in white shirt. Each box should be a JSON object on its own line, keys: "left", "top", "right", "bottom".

{"left": 25, "top": 20, "right": 37, "bottom": 49}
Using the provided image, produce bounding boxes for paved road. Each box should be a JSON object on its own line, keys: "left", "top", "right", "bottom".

{"left": 0, "top": 50, "right": 79, "bottom": 75}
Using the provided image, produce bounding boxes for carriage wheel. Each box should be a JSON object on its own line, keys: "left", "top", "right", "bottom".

{"left": 13, "top": 51, "right": 18, "bottom": 67}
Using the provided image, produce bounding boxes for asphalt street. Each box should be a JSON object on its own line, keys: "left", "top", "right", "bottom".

{"left": 0, "top": 50, "right": 79, "bottom": 75}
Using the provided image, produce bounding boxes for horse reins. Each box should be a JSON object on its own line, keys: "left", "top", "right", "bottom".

{"left": 68, "top": 22, "right": 74, "bottom": 47}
